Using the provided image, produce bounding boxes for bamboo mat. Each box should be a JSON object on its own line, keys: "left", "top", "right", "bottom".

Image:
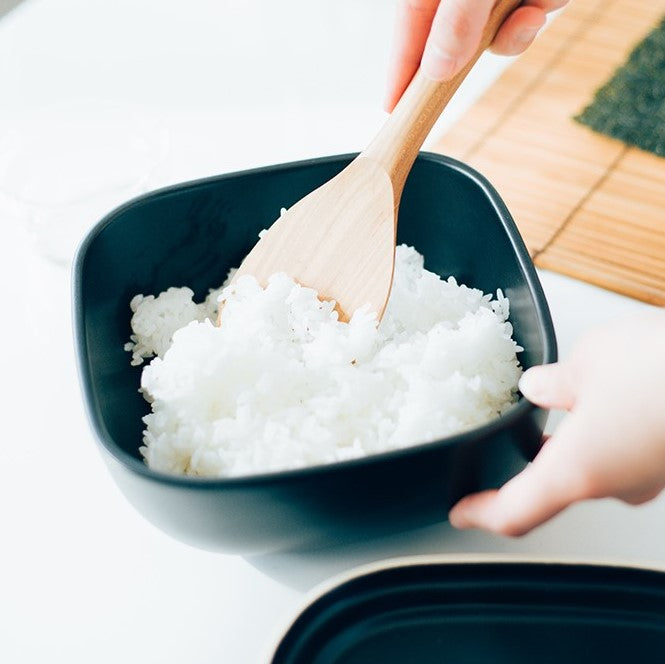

{"left": 433, "top": 0, "right": 665, "bottom": 305}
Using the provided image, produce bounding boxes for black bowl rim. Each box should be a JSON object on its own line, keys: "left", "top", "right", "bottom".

{"left": 266, "top": 555, "right": 665, "bottom": 661}
{"left": 72, "top": 151, "right": 557, "bottom": 489}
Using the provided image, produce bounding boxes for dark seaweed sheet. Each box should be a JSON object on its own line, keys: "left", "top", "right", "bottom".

{"left": 575, "top": 15, "right": 665, "bottom": 157}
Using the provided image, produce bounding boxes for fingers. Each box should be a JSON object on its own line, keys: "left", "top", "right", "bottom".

{"left": 449, "top": 309, "right": 665, "bottom": 535}
{"left": 491, "top": 0, "right": 569, "bottom": 54}
{"left": 421, "top": 0, "right": 494, "bottom": 81}
{"left": 384, "top": 0, "right": 440, "bottom": 112}
{"left": 449, "top": 414, "right": 591, "bottom": 536}
{"left": 518, "top": 361, "right": 578, "bottom": 411}
{"left": 490, "top": 6, "right": 546, "bottom": 55}
{"left": 448, "top": 467, "right": 574, "bottom": 536}
{"left": 385, "top": 0, "right": 570, "bottom": 110}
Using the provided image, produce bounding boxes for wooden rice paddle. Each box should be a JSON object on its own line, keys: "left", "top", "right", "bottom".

{"left": 222, "top": 0, "right": 520, "bottom": 323}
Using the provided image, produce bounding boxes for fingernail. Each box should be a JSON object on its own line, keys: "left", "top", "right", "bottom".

{"left": 421, "top": 43, "right": 457, "bottom": 81}
{"left": 517, "top": 26, "right": 540, "bottom": 44}
{"left": 518, "top": 366, "right": 548, "bottom": 400}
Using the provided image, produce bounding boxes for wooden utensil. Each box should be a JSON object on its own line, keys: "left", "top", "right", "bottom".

{"left": 222, "top": 0, "right": 520, "bottom": 323}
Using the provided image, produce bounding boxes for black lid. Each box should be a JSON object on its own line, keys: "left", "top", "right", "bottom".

{"left": 270, "top": 559, "right": 665, "bottom": 663}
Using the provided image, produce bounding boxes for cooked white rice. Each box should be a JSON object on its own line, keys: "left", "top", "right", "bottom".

{"left": 125, "top": 245, "right": 523, "bottom": 477}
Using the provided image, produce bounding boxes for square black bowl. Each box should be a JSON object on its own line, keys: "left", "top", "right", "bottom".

{"left": 73, "top": 152, "right": 556, "bottom": 555}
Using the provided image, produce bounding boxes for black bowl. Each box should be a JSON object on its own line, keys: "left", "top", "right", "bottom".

{"left": 73, "top": 152, "right": 556, "bottom": 555}
{"left": 268, "top": 558, "right": 665, "bottom": 663}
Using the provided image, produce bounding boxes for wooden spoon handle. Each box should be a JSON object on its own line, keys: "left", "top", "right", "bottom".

{"left": 361, "top": 0, "right": 521, "bottom": 202}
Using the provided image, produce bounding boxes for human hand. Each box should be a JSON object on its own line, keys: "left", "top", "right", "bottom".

{"left": 385, "top": 0, "right": 569, "bottom": 112}
{"left": 448, "top": 310, "right": 665, "bottom": 536}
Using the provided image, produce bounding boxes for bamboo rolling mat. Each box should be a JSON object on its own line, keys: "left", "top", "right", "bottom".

{"left": 433, "top": 0, "right": 665, "bottom": 305}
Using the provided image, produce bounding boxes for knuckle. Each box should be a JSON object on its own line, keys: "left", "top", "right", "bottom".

{"left": 622, "top": 487, "right": 663, "bottom": 506}
{"left": 447, "top": 5, "right": 474, "bottom": 44}
{"left": 623, "top": 495, "right": 646, "bottom": 506}
{"left": 489, "top": 514, "right": 529, "bottom": 538}
{"left": 553, "top": 463, "right": 596, "bottom": 503}
{"left": 572, "top": 466, "right": 604, "bottom": 500}
{"left": 430, "top": 0, "right": 476, "bottom": 51}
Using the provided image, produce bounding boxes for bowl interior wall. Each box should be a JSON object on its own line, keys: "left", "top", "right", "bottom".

{"left": 78, "top": 154, "right": 548, "bottom": 462}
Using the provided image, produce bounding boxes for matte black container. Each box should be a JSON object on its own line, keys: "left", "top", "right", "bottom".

{"left": 73, "top": 152, "right": 556, "bottom": 555}
{"left": 269, "top": 559, "right": 665, "bottom": 663}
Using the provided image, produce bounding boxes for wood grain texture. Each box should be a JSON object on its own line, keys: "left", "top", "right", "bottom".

{"left": 226, "top": 0, "right": 520, "bottom": 323}
{"left": 432, "top": 0, "right": 665, "bottom": 306}
{"left": 364, "top": 0, "right": 521, "bottom": 201}
{"left": 229, "top": 157, "right": 396, "bottom": 323}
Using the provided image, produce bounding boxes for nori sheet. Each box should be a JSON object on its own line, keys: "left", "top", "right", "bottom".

{"left": 575, "top": 15, "right": 665, "bottom": 157}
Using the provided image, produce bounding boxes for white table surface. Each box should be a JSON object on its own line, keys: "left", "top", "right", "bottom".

{"left": 1, "top": 1, "right": 663, "bottom": 662}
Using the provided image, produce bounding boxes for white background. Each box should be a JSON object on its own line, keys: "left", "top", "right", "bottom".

{"left": 1, "top": 1, "right": 663, "bottom": 662}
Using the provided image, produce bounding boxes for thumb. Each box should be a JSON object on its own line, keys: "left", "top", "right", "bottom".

{"left": 449, "top": 412, "right": 591, "bottom": 535}
{"left": 421, "top": 0, "right": 493, "bottom": 81}
{"left": 518, "top": 362, "right": 578, "bottom": 411}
